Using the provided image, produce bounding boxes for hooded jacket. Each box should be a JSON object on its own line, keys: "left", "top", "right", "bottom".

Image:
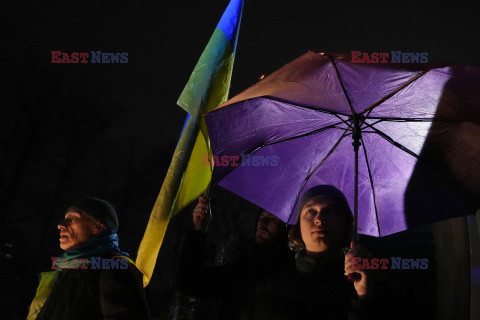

{"left": 240, "top": 250, "right": 403, "bottom": 320}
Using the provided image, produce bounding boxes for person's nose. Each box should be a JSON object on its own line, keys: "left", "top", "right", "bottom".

{"left": 257, "top": 219, "right": 266, "bottom": 229}
{"left": 57, "top": 220, "right": 67, "bottom": 230}
{"left": 314, "top": 213, "right": 326, "bottom": 227}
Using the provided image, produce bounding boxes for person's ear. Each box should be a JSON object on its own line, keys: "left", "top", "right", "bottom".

{"left": 92, "top": 221, "right": 106, "bottom": 235}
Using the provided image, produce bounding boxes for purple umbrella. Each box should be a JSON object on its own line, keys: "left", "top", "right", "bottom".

{"left": 205, "top": 51, "right": 480, "bottom": 238}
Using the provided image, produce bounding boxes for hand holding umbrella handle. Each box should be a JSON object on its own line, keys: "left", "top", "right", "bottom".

{"left": 344, "top": 241, "right": 363, "bottom": 282}
{"left": 192, "top": 190, "right": 212, "bottom": 232}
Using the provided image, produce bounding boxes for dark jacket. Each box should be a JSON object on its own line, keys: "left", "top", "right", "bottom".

{"left": 34, "top": 260, "right": 149, "bottom": 320}
{"left": 177, "top": 230, "right": 293, "bottom": 320}
{"left": 240, "top": 250, "right": 402, "bottom": 320}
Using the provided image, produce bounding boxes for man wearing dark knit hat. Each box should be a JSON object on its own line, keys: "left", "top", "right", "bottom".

{"left": 27, "top": 197, "right": 150, "bottom": 320}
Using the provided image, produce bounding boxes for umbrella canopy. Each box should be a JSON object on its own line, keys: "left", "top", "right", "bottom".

{"left": 205, "top": 51, "right": 480, "bottom": 237}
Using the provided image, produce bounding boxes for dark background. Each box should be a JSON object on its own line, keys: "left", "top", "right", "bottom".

{"left": 1, "top": 1, "right": 479, "bottom": 319}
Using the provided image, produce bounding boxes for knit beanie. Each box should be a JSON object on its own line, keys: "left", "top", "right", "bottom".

{"left": 295, "top": 185, "right": 352, "bottom": 224}
{"left": 70, "top": 197, "right": 119, "bottom": 232}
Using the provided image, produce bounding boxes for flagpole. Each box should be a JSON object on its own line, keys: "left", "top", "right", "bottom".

{"left": 135, "top": 0, "right": 244, "bottom": 287}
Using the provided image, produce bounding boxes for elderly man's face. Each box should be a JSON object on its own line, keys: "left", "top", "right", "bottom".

{"left": 255, "top": 211, "right": 283, "bottom": 246}
{"left": 57, "top": 209, "right": 102, "bottom": 251}
{"left": 300, "top": 196, "right": 347, "bottom": 253}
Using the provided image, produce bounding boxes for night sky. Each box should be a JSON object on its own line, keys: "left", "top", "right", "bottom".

{"left": 5, "top": 1, "right": 480, "bottom": 148}
{"left": 2, "top": 0, "right": 479, "bottom": 318}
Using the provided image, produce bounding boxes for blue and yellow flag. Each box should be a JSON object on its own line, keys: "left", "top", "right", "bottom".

{"left": 136, "top": 0, "right": 244, "bottom": 287}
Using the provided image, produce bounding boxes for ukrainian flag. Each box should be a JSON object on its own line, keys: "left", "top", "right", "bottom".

{"left": 136, "top": 0, "right": 244, "bottom": 287}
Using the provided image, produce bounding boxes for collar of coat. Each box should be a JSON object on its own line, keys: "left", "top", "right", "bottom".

{"left": 295, "top": 250, "right": 344, "bottom": 275}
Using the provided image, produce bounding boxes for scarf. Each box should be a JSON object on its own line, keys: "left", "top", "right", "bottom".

{"left": 57, "top": 230, "right": 129, "bottom": 270}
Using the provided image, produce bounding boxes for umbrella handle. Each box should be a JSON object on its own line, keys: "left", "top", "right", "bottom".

{"left": 343, "top": 241, "right": 362, "bottom": 282}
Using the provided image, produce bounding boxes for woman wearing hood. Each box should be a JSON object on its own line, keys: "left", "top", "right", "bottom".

{"left": 240, "top": 185, "right": 403, "bottom": 320}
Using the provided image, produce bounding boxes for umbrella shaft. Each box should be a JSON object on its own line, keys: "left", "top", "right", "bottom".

{"left": 353, "top": 144, "right": 359, "bottom": 243}
{"left": 352, "top": 114, "right": 361, "bottom": 244}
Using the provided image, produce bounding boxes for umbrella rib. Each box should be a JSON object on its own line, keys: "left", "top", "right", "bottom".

{"left": 259, "top": 121, "right": 347, "bottom": 149}
{"left": 333, "top": 126, "right": 352, "bottom": 131}
{"left": 367, "top": 117, "right": 434, "bottom": 122}
{"left": 360, "top": 136, "right": 382, "bottom": 237}
{"left": 324, "top": 55, "right": 356, "bottom": 115}
{"left": 366, "top": 119, "right": 384, "bottom": 127}
{"left": 287, "top": 130, "right": 350, "bottom": 223}
{"left": 365, "top": 117, "right": 467, "bottom": 123}
{"left": 361, "top": 70, "right": 430, "bottom": 122}
{"left": 228, "top": 122, "right": 347, "bottom": 172}
{"left": 259, "top": 95, "right": 355, "bottom": 131}
{"left": 363, "top": 122, "right": 420, "bottom": 159}
{"left": 262, "top": 95, "right": 352, "bottom": 118}
{"left": 334, "top": 114, "right": 354, "bottom": 130}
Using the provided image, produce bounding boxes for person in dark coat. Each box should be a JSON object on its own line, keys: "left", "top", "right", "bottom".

{"left": 240, "top": 185, "right": 404, "bottom": 320}
{"left": 177, "top": 195, "right": 293, "bottom": 320}
{"left": 27, "top": 197, "right": 149, "bottom": 320}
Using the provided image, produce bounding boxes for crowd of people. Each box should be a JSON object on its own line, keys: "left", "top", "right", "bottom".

{"left": 26, "top": 185, "right": 405, "bottom": 320}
